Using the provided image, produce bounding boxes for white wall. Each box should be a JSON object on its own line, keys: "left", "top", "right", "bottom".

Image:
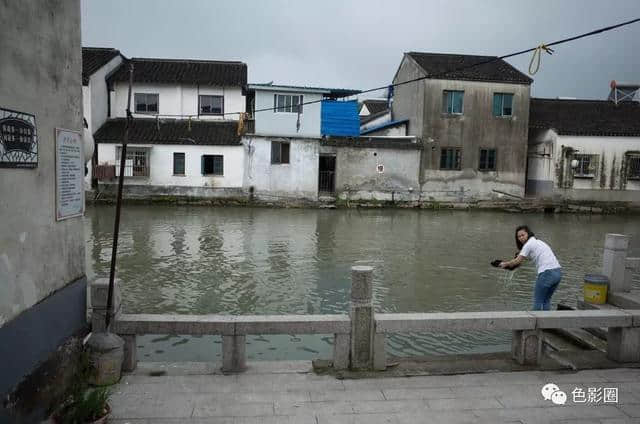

{"left": 530, "top": 130, "right": 640, "bottom": 191}
{"left": 243, "top": 135, "right": 319, "bottom": 200}
{"left": 0, "top": 0, "right": 84, "bottom": 324}
{"left": 111, "top": 82, "right": 244, "bottom": 120}
{"left": 253, "top": 90, "right": 323, "bottom": 137}
{"left": 97, "top": 143, "right": 244, "bottom": 188}
{"left": 83, "top": 54, "right": 123, "bottom": 189}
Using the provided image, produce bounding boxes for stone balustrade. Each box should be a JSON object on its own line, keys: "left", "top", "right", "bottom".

{"left": 89, "top": 234, "right": 640, "bottom": 374}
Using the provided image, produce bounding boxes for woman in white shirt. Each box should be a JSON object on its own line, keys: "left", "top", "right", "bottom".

{"left": 500, "top": 225, "right": 562, "bottom": 310}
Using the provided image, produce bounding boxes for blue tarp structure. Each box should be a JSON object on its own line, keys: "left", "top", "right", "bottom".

{"left": 321, "top": 100, "right": 360, "bottom": 136}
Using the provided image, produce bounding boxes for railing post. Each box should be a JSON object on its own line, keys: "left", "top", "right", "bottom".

{"left": 222, "top": 331, "right": 246, "bottom": 373}
{"left": 350, "top": 266, "right": 385, "bottom": 370}
{"left": 333, "top": 333, "right": 350, "bottom": 370}
{"left": 607, "top": 327, "right": 640, "bottom": 363}
{"left": 603, "top": 234, "right": 629, "bottom": 293}
{"left": 624, "top": 258, "right": 640, "bottom": 294}
{"left": 90, "top": 277, "right": 121, "bottom": 333}
{"left": 511, "top": 330, "right": 541, "bottom": 366}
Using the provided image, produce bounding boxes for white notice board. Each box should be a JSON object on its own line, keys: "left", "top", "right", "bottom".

{"left": 55, "top": 128, "right": 84, "bottom": 220}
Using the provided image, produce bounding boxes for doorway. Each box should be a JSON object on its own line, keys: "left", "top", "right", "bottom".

{"left": 318, "top": 155, "right": 336, "bottom": 193}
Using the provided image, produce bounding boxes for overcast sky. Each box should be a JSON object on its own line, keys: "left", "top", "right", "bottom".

{"left": 82, "top": 0, "right": 640, "bottom": 100}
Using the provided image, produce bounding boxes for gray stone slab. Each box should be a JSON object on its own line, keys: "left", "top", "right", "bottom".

{"left": 114, "top": 314, "right": 235, "bottom": 335}
{"left": 192, "top": 401, "right": 274, "bottom": 418}
{"left": 350, "top": 399, "right": 429, "bottom": 414}
{"left": 630, "top": 309, "right": 640, "bottom": 327}
{"left": 109, "top": 393, "right": 196, "bottom": 419}
{"left": 427, "top": 397, "right": 504, "bottom": 411}
{"left": 234, "top": 314, "right": 350, "bottom": 335}
{"left": 341, "top": 375, "right": 464, "bottom": 390}
{"left": 235, "top": 417, "right": 316, "bottom": 424}
{"left": 618, "top": 404, "right": 640, "bottom": 418}
{"left": 604, "top": 234, "right": 629, "bottom": 251}
{"left": 381, "top": 387, "right": 455, "bottom": 400}
{"left": 274, "top": 400, "right": 354, "bottom": 416}
{"left": 609, "top": 293, "right": 640, "bottom": 310}
{"left": 310, "top": 389, "right": 384, "bottom": 402}
{"left": 375, "top": 311, "right": 535, "bottom": 333}
{"left": 530, "top": 310, "right": 632, "bottom": 329}
{"left": 473, "top": 405, "right": 626, "bottom": 422}
{"left": 598, "top": 368, "right": 640, "bottom": 383}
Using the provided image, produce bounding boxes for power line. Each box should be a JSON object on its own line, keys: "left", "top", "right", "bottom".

{"left": 222, "top": 17, "right": 639, "bottom": 117}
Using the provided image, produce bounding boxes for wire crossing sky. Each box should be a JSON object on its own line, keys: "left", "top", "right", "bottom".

{"left": 82, "top": 0, "right": 640, "bottom": 100}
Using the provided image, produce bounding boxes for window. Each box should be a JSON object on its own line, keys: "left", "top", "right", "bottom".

{"left": 574, "top": 154, "right": 598, "bottom": 178}
{"left": 173, "top": 152, "right": 185, "bottom": 175}
{"left": 134, "top": 93, "right": 159, "bottom": 114}
{"left": 627, "top": 154, "right": 640, "bottom": 180}
{"left": 274, "top": 94, "right": 303, "bottom": 113}
{"left": 271, "top": 141, "right": 290, "bottom": 164}
{"left": 479, "top": 149, "right": 497, "bottom": 171}
{"left": 115, "top": 147, "right": 149, "bottom": 177}
{"left": 442, "top": 90, "right": 464, "bottom": 114}
{"left": 440, "top": 147, "right": 461, "bottom": 170}
{"left": 493, "top": 93, "right": 514, "bottom": 116}
{"left": 201, "top": 155, "right": 223, "bottom": 175}
{"left": 199, "top": 95, "right": 224, "bottom": 115}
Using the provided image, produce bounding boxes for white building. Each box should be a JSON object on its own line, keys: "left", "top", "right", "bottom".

{"left": 93, "top": 57, "right": 248, "bottom": 197}
{"left": 245, "top": 83, "right": 360, "bottom": 137}
{"left": 527, "top": 97, "right": 640, "bottom": 203}
{"left": 82, "top": 47, "right": 125, "bottom": 188}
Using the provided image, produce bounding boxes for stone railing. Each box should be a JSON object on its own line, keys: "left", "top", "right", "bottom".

{"left": 89, "top": 234, "right": 640, "bottom": 373}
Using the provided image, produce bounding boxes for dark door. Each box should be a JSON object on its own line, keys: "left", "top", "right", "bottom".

{"left": 318, "top": 155, "right": 336, "bottom": 193}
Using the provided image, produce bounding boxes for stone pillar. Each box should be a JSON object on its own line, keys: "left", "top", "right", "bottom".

{"left": 350, "top": 266, "right": 375, "bottom": 370}
{"left": 512, "top": 330, "right": 541, "bottom": 366}
{"left": 90, "top": 277, "right": 122, "bottom": 333}
{"left": 122, "top": 334, "right": 137, "bottom": 372}
{"left": 602, "top": 234, "right": 629, "bottom": 293}
{"left": 333, "top": 333, "right": 350, "bottom": 370}
{"left": 624, "top": 258, "right": 640, "bottom": 294}
{"left": 222, "top": 334, "right": 246, "bottom": 373}
{"left": 607, "top": 327, "right": 640, "bottom": 363}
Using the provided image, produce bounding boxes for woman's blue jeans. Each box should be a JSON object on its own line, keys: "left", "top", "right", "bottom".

{"left": 533, "top": 268, "right": 562, "bottom": 310}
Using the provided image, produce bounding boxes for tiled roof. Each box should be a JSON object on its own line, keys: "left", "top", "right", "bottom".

{"left": 530, "top": 98, "right": 640, "bottom": 136}
{"left": 406, "top": 52, "right": 533, "bottom": 85}
{"left": 361, "top": 99, "right": 389, "bottom": 115}
{"left": 108, "top": 57, "right": 247, "bottom": 86}
{"left": 94, "top": 118, "right": 242, "bottom": 145}
{"left": 82, "top": 47, "right": 121, "bottom": 85}
{"left": 247, "top": 83, "right": 360, "bottom": 97}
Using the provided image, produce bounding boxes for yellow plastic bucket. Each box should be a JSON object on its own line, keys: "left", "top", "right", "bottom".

{"left": 583, "top": 274, "right": 609, "bottom": 304}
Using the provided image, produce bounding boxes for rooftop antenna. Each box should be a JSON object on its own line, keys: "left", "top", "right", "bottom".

{"left": 608, "top": 80, "right": 640, "bottom": 105}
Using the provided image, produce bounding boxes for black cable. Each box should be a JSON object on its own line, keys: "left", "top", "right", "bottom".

{"left": 224, "top": 17, "right": 640, "bottom": 117}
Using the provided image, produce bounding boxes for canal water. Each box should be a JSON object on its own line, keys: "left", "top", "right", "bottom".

{"left": 84, "top": 205, "right": 640, "bottom": 362}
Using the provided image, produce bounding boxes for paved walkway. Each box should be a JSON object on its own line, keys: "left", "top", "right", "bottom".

{"left": 109, "top": 362, "right": 640, "bottom": 424}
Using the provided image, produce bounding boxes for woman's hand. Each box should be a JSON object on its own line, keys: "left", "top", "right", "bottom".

{"left": 499, "top": 261, "right": 508, "bottom": 268}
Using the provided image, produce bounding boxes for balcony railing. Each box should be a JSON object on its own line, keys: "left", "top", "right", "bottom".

{"left": 94, "top": 162, "right": 149, "bottom": 180}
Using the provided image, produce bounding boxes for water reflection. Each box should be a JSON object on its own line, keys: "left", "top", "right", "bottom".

{"left": 85, "top": 206, "right": 640, "bottom": 361}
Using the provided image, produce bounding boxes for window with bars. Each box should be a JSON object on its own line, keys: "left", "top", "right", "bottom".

{"left": 627, "top": 154, "right": 640, "bottom": 180}
{"left": 479, "top": 148, "right": 496, "bottom": 171}
{"left": 442, "top": 90, "right": 464, "bottom": 114}
{"left": 274, "top": 94, "right": 303, "bottom": 113}
{"left": 199, "top": 95, "right": 224, "bottom": 115}
{"left": 271, "top": 141, "right": 290, "bottom": 164}
{"left": 115, "top": 147, "right": 149, "bottom": 177}
{"left": 201, "top": 155, "right": 223, "bottom": 176}
{"left": 134, "top": 93, "right": 159, "bottom": 114}
{"left": 574, "top": 154, "right": 598, "bottom": 178}
{"left": 440, "top": 147, "right": 462, "bottom": 170}
{"left": 493, "top": 93, "right": 513, "bottom": 116}
{"left": 173, "top": 152, "right": 185, "bottom": 175}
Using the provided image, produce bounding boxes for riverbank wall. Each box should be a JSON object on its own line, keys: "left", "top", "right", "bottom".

{"left": 86, "top": 187, "right": 640, "bottom": 214}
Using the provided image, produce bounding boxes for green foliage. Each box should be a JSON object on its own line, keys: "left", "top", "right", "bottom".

{"left": 54, "top": 349, "right": 110, "bottom": 423}
{"left": 57, "top": 387, "right": 110, "bottom": 424}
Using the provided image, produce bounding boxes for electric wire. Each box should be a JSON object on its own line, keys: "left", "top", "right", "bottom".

{"left": 220, "top": 17, "right": 640, "bottom": 118}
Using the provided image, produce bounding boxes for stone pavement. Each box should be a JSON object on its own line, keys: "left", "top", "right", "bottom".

{"left": 108, "top": 362, "right": 640, "bottom": 424}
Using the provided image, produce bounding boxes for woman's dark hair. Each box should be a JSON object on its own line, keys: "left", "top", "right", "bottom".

{"left": 515, "top": 225, "right": 535, "bottom": 250}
